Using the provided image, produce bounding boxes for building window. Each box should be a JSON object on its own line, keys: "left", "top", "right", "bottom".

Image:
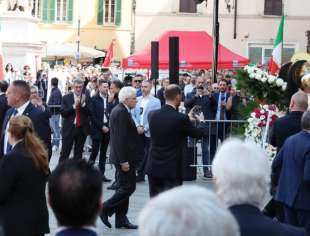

{"left": 264, "top": 0, "right": 282, "bottom": 16}
{"left": 56, "top": 0, "right": 67, "bottom": 22}
{"left": 179, "top": 0, "right": 197, "bottom": 13}
{"left": 97, "top": 0, "right": 121, "bottom": 26}
{"left": 32, "top": 0, "right": 42, "bottom": 18}
{"left": 42, "top": 0, "right": 73, "bottom": 24}
{"left": 248, "top": 43, "right": 295, "bottom": 65}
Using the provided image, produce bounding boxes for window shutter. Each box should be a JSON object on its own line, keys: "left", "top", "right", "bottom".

{"left": 67, "top": 0, "right": 73, "bottom": 23}
{"left": 42, "top": 0, "right": 49, "bottom": 22}
{"left": 48, "top": 0, "right": 55, "bottom": 23}
{"left": 97, "top": 0, "right": 104, "bottom": 25}
{"left": 115, "top": 0, "right": 121, "bottom": 26}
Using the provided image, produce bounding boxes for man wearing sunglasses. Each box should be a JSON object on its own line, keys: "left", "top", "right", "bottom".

{"left": 132, "top": 75, "right": 143, "bottom": 97}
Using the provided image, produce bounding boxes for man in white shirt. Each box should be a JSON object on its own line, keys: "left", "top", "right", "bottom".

{"left": 132, "top": 80, "right": 161, "bottom": 182}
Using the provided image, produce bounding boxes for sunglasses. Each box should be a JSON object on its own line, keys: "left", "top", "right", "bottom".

{"left": 134, "top": 80, "right": 142, "bottom": 83}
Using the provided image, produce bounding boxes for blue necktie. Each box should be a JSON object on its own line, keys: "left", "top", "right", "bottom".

{"left": 6, "top": 109, "right": 18, "bottom": 154}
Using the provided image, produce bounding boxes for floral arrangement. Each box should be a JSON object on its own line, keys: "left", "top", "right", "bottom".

{"left": 236, "top": 65, "right": 288, "bottom": 110}
{"left": 245, "top": 104, "right": 280, "bottom": 160}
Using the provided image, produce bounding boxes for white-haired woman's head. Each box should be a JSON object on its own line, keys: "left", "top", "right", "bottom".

{"left": 212, "top": 138, "right": 270, "bottom": 208}
{"left": 139, "top": 186, "right": 240, "bottom": 236}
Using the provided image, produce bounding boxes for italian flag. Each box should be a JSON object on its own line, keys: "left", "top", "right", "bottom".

{"left": 0, "top": 42, "right": 4, "bottom": 80}
{"left": 269, "top": 15, "right": 285, "bottom": 75}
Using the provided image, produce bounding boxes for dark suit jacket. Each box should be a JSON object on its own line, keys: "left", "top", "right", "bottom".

{"left": 0, "top": 102, "right": 52, "bottom": 159}
{"left": 0, "top": 94, "right": 9, "bottom": 133}
{"left": 230, "top": 204, "right": 306, "bottom": 236}
{"left": 60, "top": 93, "right": 92, "bottom": 138}
{"left": 56, "top": 228, "right": 97, "bottom": 236}
{"left": 90, "top": 94, "right": 110, "bottom": 140}
{"left": 270, "top": 111, "right": 303, "bottom": 151}
{"left": 157, "top": 87, "right": 165, "bottom": 106}
{"left": 273, "top": 131, "right": 310, "bottom": 210}
{"left": 109, "top": 103, "right": 139, "bottom": 166}
{"left": 0, "top": 142, "right": 49, "bottom": 236}
{"left": 146, "top": 105, "right": 205, "bottom": 179}
{"left": 212, "top": 92, "right": 231, "bottom": 120}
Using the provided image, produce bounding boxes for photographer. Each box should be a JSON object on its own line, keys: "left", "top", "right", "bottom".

{"left": 184, "top": 77, "right": 216, "bottom": 178}
{"left": 226, "top": 87, "right": 247, "bottom": 120}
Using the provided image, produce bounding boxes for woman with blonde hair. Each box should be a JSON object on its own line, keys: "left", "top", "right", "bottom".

{"left": 0, "top": 115, "right": 50, "bottom": 236}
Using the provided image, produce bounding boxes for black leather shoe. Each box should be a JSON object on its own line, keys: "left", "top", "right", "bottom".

{"left": 107, "top": 183, "right": 117, "bottom": 190}
{"left": 136, "top": 175, "right": 145, "bottom": 182}
{"left": 115, "top": 222, "right": 138, "bottom": 229}
{"left": 100, "top": 211, "right": 112, "bottom": 228}
{"left": 102, "top": 176, "right": 111, "bottom": 183}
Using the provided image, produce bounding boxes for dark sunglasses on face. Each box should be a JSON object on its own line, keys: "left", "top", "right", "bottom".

{"left": 134, "top": 80, "right": 142, "bottom": 83}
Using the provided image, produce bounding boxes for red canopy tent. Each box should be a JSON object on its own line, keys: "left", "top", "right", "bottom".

{"left": 122, "top": 30, "right": 249, "bottom": 69}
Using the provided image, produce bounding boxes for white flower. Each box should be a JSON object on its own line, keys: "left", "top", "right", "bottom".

{"left": 255, "top": 74, "right": 261, "bottom": 80}
{"left": 282, "top": 82, "right": 287, "bottom": 91}
{"left": 263, "top": 105, "right": 269, "bottom": 110}
{"left": 249, "top": 73, "right": 255, "bottom": 79}
{"left": 260, "top": 115, "right": 265, "bottom": 120}
{"left": 251, "top": 112, "right": 256, "bottom": 118}
{"left": 268, "top": 76, "right": 276, "bottom": 84}
{"left": 247, "top": 67, "right": 255, "bottom": 74}
{"left": 261, "top": 76, "right": 268, "bottom": 83}
{"left": 276, "top": 78, "right": 284, "bottom": 87}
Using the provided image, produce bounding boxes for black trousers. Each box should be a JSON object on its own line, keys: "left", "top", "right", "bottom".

{"left": 59, "top": 127, "right": 87, "bottom": 163}
{"left": 283, "top": 205, "right": 310, "bottom": 228}
{"left": 148, "top": 176, "right": 182, "bottom": 198}
{"left": 103, "top": 165, "right": 136, "bottom": 223}
{"left": 89, "top": 133, "right": 110, "bottom": 176}
{"left": 137, "top": 136, "right": 150, "bottom": 177}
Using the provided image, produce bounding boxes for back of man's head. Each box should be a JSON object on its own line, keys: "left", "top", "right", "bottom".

{"left": 164, "top": 84, "right": 182, "bottom": 101}
{"left": 290, "top": 91, "right": 308, "bottom": 111}
{"left": 301, "top": 109, "right": 310, "bottom": 131}
{"left": 0, "top": 81, "right": 8, "bottom": 93}
{"left": 139, "top": 186, "right": 240, "bottom": 236}
{"left": 48, "top": 159, "right": 102, "bottom": 228}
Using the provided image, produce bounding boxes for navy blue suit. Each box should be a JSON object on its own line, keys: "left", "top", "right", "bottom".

{"left": 56, "top": 228, "right": 97, "bottom": 236}
{"left": 0, "top": 94, "right": 9, "bottom": 133}
{"left": 230, "top": 204, "right": 307, "bottom": 236}
{"left": 0, "top": 102, "right": 52, "bottom": 159}
{"left": 89, "top": 94, "right": 110, "bottom": 176}
{"left": 273, "top": 131, "right": 310, "bottom": 227}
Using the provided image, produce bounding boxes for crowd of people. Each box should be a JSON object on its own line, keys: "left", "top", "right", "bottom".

{"left": 1, "top": 61, "right": 309, "bottom": 236}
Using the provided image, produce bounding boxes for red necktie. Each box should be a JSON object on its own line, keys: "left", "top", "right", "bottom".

{"left": 76, "top": 103, "right": 81, "bottom": 128}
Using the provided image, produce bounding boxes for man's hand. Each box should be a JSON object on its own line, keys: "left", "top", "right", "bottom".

{"left": 121, "top": 162, "right": 130, "bottom": 172}
{"left": 102, "top": 126, "right": 109, "bottom": 133}
{"left": 137, "top": 126, "right": 144, "bottom": 134}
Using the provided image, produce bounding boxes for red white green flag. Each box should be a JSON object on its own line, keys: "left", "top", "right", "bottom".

{"left": 269, "top": 15, "right": 285, "bottom": 75}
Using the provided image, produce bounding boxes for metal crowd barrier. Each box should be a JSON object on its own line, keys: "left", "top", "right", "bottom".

{"left": 189, "top": 119, "right": 248, "bottom": 169}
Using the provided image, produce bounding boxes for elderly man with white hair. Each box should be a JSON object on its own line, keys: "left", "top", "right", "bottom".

{"left": 100, "top": 86, "right": 139, "bottom": 229}
{"left": 212, "top": 139, "right": 307, "bottom": 236}
{"left": 139, "top": 185, "right": 240, "bottom": 236}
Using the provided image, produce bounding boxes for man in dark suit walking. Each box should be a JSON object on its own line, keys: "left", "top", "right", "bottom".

{"left": 59, "top": 78, "right": 92, "bottom": 162}
{"left": 271, "top": 91, "right": 308, "bottom": 151}
{"left": 100, "top": 87, "right": 139, "bottom": 229}
{"left": 264, "top": 91, "right": 308, "bottom": 220}
{"left": 0, "top": 81, "right": 9, "bottom": 133}
{"left": 0, "top": 80, "right": 51, "bottom": 159}
{"left": 146, "top": 85, "right": 206, "bottom": 197}
{"left": 273, "top": 109, "right": 310, "bottom": 228}
{"left": 89, "top": 80, "right": 111, "bottom": 182}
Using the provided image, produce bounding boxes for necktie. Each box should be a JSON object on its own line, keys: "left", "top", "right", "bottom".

{"left": 220, "top": 93, "right": 226, "bottom": 120}
{"left": 76, "top": 103, "right": 81, "bottom": 128}
{"left": 6, "top": 109, "right": 18, "bottom": 154}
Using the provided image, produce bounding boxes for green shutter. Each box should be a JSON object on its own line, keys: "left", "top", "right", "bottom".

{"left": 42, "top": 0, "right": 55, "bottom": 23}
{"left": 42, "top": 0, "right": 49, "bottom": 22}
{"left": 97, "top": 0, "right": 104, "bottom": 25}
{"left": 67, "top": 0, "right": 73, "bottom": 23}
{"left": 115, "top": 0, "right": 121, "bottom": 26}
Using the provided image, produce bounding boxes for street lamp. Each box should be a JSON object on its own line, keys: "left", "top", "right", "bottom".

{"left": 195, "top": 0, "right": 233, "bottom": 82}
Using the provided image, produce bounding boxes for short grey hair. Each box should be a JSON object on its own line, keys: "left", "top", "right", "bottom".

{"left": 73, "top": 78, "right": 84, "bottom": 85}
{"left": 118, "top": 86, "right": 136, "bottom": 103}
{"left": 30, "top": 85, "right": 38, "bottom": 93}
{"left": 212, "top": 139, "right": 270, "bottom": 208}
{"left": 301, "top": 109, "right": 310, "bottom": 130}
{"left": 139, "top": 186, "right": 240, "bottom": 236}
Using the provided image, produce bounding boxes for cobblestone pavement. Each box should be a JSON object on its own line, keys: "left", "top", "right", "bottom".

{"left": 47, "top": 151, "right": 214, "bottom": 236}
